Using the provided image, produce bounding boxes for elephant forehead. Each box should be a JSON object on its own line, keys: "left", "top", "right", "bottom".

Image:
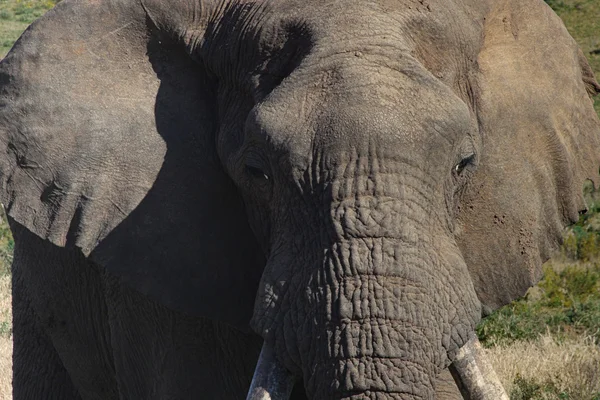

{"left": 255, "top": 0, "right": 487, "bottom": 77}
{"left": 243, "top": 0, "right": 484, "bottom": 145}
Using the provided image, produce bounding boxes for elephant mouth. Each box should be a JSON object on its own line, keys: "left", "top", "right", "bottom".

{"left": 245, "top": 339, "right": 509, "bottom": 400}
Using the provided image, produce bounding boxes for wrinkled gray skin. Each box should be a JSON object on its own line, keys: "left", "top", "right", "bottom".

{"left": 1, "top": 0, "right": 599, "bottom": 399}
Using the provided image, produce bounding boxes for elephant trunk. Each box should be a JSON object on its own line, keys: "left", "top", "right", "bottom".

{"left": 252, "top": 193, "right": 484, "bottom": 398}
{"left": 300, "top": 242, "right": 444, "bottom": 399}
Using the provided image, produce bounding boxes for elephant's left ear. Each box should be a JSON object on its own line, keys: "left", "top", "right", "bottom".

{"left": 0, "top": 0, "right": 264, "bottom": 328}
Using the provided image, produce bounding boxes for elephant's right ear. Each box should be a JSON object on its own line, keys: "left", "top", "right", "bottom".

{"left": 0, "top": 0, "right": 265, "bottom": 328}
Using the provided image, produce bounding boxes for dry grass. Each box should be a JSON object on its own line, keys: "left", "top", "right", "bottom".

{"left": 0, "top": 275, "right": 11, "bottom": 400}
{"left": 0, "top": 19, "right": 29, "bottom": 59}
{"left": 487, "top": 333, "right": 600, "bottom": 399}
{"left": 0, "top": 338, "right": 10, "bottom": 400}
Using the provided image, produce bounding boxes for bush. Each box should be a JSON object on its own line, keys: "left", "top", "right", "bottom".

{"left": 509, "top": 374, "right": 571, "bottom": 400}
{"left": 477, "top": 262, "right": 600, "bottom": 347}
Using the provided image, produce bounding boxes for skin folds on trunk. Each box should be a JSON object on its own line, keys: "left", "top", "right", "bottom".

{"left": 305, "top": 241, "right": 459, "bottom": 399}
{"left": 253, "top": 193, "right": 482, "bottom": 399}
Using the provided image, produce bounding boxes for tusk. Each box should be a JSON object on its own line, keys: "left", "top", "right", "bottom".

{"left": 246, "top": 342, "right": 296, "bottom": 400}
{"left": 451, "top": 336, "right": 509, "bottom": 400}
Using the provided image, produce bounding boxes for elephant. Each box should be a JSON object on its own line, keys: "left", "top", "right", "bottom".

{"left": 0, "top": 0, "right": 599, "bottom": 398}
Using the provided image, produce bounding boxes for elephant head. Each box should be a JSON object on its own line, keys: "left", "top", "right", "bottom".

{"left": 0, "top": 0, "right": 598, "bottom": 398}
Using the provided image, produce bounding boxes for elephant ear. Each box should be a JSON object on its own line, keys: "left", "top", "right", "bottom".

{"left": 0, "top": 0, "right": 264, "bottom": 328}
{"left": 456, "top": 0, "right": 600, "bottom": 313}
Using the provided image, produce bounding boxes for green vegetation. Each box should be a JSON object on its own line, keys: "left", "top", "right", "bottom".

{"left": 0, "top": 319, "right": 9, "bottom": 339}
{"left": 477, "top": 261, "right": 600, "bottom": 347}
{"left": 0, "top": 209, "right": 12, "bottom": 277}
{"left": 510, "top": 375, "right": 569, "bottom": 400}
{"left": 0, "top": 0, "right": 58, "bottom": 58}
{"left": 510, "top": 375, "right": 600, "bottom": 400}
{"left": 545, "top": 0, "right": 600, "bottom": 114}
{"left": 509, "top": 373, "right": 600, "bottom": 400}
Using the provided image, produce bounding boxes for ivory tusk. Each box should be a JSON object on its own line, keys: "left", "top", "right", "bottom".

{"left": 451, "top": 336, "right": 509, "bottom": 400}
{"left": 246, "top": 342, "right": 296, "bottom": 400}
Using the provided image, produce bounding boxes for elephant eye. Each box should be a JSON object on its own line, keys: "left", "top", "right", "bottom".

{"left": 244, "top": 148, "right": 272, "bottom": 184}
{"left": 454, "top": 154, "right": 475, "bottom": 176}
{"left": 246, "top": 164, "right": 270, "bottom": 181}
